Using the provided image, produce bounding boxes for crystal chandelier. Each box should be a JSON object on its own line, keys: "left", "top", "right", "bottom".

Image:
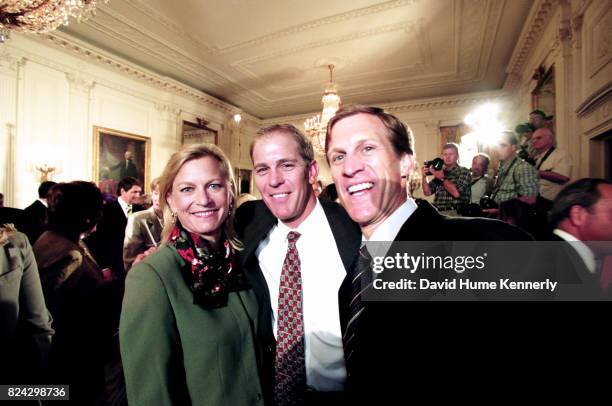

{"left": 0, "top": 0, "right": 107, "bottom": 43}
{"left": 304, "top": 64, "right": 341, "bottom": 155}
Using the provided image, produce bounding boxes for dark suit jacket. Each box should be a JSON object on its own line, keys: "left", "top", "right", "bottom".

{"left": 86, "top": 200, "right": 142, "bottom": 278}
{"left": 546, "top": 233, "right": 606, "bottom": 299}
{"left": 338, "top": 199, "right": 534, "bottom": 401}
{"left": 235, "top": 199, "right": 361, "bottom": 402}
{"left": 24, "top": 200, "right": 48, "bottom": 244}
{"left": 0, "top": 207, "right": 29, "bottom": 232}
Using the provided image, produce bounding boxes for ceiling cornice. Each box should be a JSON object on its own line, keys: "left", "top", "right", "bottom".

{"left": 261, "top": 89, "right": 508, "bottom": 125}
{"left": 37, "top": 31, "right": 252, "bottom": 119}
{"left": 504, "top": 0, "right": 559, "bottom": 89}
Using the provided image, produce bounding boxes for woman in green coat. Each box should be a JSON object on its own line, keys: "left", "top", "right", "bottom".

{"left": 120, "top": 144, "right": 264, "bottom": 406}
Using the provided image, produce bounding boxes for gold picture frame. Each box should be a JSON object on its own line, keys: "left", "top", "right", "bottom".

{"left": 93, "top": 126, "right": 151, "bottom": 196}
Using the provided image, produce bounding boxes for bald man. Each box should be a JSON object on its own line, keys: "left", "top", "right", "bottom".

{"left": 531, "top": 128, "right": 573, "bottom": 206}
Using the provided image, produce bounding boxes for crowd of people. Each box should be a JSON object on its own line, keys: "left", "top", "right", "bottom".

{"left": 1, "top": 105, "right": 610, "bottom": 405}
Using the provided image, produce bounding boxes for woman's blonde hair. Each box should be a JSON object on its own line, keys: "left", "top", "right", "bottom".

{"left": 159, "top": 143, "right": 241, "bottom": 249}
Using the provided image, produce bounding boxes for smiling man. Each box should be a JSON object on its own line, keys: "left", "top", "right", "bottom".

{"left": 325, "top": 105, "right": 532, "bottom": 401}
{"left": 235, "top": 124, "right": 360, "bottom": 405}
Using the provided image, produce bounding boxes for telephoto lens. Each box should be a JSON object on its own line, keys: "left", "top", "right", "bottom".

{"left": 424, "top": 157, "right": 444, "bottom": 171}
{"left": 479, "top": 195, "right": 499, "bottom": 209}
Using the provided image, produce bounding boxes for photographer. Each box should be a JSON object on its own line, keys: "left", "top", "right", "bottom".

{"left": 485, "top": 131, "right": 539, "bottom": 218}
{"left": 422, "top": 143, "right": 471, "bottom": 215}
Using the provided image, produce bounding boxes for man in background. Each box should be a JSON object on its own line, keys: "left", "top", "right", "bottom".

{"left": 24, "top": 181, "right": 56, "bottom": 244}
{"left": 87, "top": 176, "right": 143, "bottom": 279}
{"left": 529, "top": 109, "right": 553, "bottom": 130}
{"left": 549, "top": 178, "right": 612, "bottom": 294}
{"left": 422, "top": 143, "right": 471, "bottom": 215}
{"left": 531, "top": 127, "right": 572, "bottom": 210}
{"left": 470, "top": 153, "right": 492, "bottom": 204}
{"left": 123, "top": 177, "right": 163, "bottom": 272}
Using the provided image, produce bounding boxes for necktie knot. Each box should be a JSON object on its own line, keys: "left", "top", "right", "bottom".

{"left": 287, "top": 231, "right": 300, "bottom": 246}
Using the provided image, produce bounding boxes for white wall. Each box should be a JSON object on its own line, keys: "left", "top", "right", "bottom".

{"left": 0, "top": 33, "right": 248, "bottom": 208}
{"left": 505, "top": 0, "right": 612, "bottom": 179}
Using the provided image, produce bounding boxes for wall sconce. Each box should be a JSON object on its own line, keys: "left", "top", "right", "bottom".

{"left": 233, "top": 113, "right": 242, "bottom": 124}
{"left": 35, "top": 163, "right": 56, "bottom": 182}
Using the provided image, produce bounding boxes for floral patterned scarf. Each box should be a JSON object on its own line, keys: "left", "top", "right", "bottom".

{"left": 168, "top": 223, "right": 248, "bottom": 309}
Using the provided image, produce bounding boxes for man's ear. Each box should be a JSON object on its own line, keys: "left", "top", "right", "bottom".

{"left": 308, "top": 160, "right": 320, "bottom": 185}
{"left": 400, "top": 153, "right": 414, "bottom": 178}
{"left": 568, "top": 205, "right": 586, "bottom": 227}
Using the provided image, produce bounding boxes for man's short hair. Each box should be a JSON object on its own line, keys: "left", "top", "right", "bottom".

{"left": 38, "top": 181, "right": 57, "bottom": 198}
{"left": 549, "top": 178, "right": 612, "bottom": 228}
{"left": 473, "top": 153, "right": 490, "bottom": 170}
{"left": 500, "top": 131, "right": 519, "bottom": 145}
{"left": 530, "top": 109, "right": 554, "bottom": 120}
{"left": 250, "top": 124, "right": 314, "bottom": 164}
{"left": 442, "top": 143, "right": 459, "bottom": 154}
{"left": 325, "top": 105, "right": 413, "bottom": 158}
{"left": 117, "top": 177, "right": 141, "bottom": 196}
{"left": 515, "top": 123, "right": 535, "bottom": 134}
{"left": 530, "top": 109, "right": 547, "bottom": 118}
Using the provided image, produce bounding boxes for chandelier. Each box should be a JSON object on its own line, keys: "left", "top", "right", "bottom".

{"left": 304, "top": 64, "right": 341, "bottom": 155}
{"left": 0, "top": 0, "right": 107, "bottom": 43}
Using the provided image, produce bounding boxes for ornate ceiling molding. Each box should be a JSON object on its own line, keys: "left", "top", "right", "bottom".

{"left": 504, "top": 0, "right": 558, "bottom": 89}
{"left": 121, "top": 0, "right": 423, "bottom": 56}
{"left": 261, "top": 90, "right": 508, "bottom": 124}
{"left": 576, "top": 81, "right": 612, "bottom": 118}
{"left": 37, "top": 32, "right": 250, "bottom": 118}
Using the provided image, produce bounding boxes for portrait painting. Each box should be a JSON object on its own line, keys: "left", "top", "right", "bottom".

{"left": 93, "top": 126, "right": 150, "bottom": 198}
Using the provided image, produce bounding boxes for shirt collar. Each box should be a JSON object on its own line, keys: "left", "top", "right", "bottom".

{"left": 364, "top": 198, "right": 418, "bottom": 242}
{"left": 553, "top": 228, "right": 597, "bottom": 273}
{"left": 38, "top": 198, "right": 48, "bottom": 208}
{"left": 117, "top": 197, "right": 130, "bottom": 216}
{"left": 275, "top": 198, "right": 324, "bottom": 239}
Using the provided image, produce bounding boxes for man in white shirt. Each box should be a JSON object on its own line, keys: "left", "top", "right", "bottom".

{"left": 531, "top": 127, "right": 572, "bottom": 205}
{"left": 123, "top": 177, "right": 163, "bottom": 271}
{"left": 235, "top": 124, "right": 360, "bottom": 405}
{"left": 86, "top": 177, "right": 142, "bottom": 279}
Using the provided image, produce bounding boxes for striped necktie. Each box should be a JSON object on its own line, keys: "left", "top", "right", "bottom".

{"left": 343, "top": 244, "right": 373, "bottom": 373}
{"left": 126, "top": 204, "right": 132, "bottom": 215}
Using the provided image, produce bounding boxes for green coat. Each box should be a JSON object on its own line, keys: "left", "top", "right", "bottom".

{"left": 120, "top": 244, "right": 264, "bottom": 406}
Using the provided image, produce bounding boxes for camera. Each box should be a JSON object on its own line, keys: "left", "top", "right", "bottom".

{"left": 423, "top": 157, "right": 444, "bottom": 173}
{"left": 479, "top": 195, "right": 499, "bottom": 209}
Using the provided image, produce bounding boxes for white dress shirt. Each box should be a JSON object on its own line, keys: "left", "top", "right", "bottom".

{"left": 362, "top": 198, "right": 418, "bottom": 259}
{"left": 117, "top": 196, "right": 130, "bottom": 218}
{"left": 365, "top": 199, "right": 418, "bottom": 243}
{"left": 256, "top": 199, "right": 347, "bottom": 391}
{"left": 553, "top": 229, "right": 596, "bottom": 273}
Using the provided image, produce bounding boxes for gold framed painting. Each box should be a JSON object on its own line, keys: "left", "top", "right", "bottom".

{"left": 93, "top": 126, "right": 150, "bottom": 197}
{"left": 182, "top": 120, "right": 218, "bottom": 146}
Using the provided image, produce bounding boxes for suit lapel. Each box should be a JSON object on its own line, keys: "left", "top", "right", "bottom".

{"left": 321, "top": 200, "right": 361, "bottom": 273}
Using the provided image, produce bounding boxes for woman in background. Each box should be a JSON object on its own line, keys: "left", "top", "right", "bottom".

{"left": 120, "top": 144, "right": 264, "bottom": 406}
{"left": 33, "top": 181, "right": 119, "bottom": 404}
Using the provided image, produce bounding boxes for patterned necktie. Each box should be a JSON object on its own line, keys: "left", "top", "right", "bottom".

{"left": 343, "top": 244, "right": 373, "bottom": 372}
{"left": 126, "top": 204, "right": 132, "bottom": 215}
{"left": 274, "top": 231, "right": 306, "bottom": 406}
